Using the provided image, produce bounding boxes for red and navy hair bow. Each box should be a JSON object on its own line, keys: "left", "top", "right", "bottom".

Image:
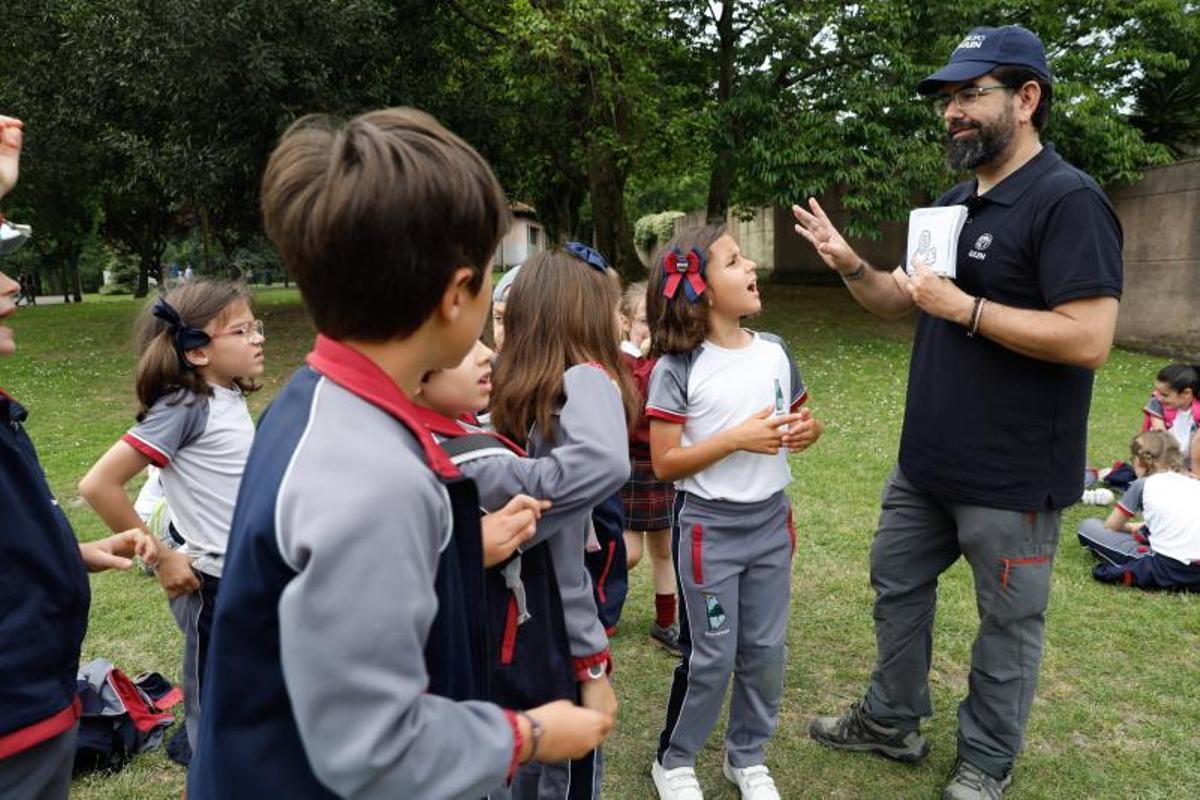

{"left": 661, "top": 247, "right": 707, "bottom": 302}
{"left": 564, "top": 241, "right": 610, "bottom": 273}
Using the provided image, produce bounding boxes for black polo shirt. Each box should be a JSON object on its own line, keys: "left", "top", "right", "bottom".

{"left": 898, "top": 144, "right": 1123, "bottom": 511}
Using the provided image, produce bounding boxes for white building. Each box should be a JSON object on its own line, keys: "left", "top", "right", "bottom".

{"left": 494, "top": 202, "right": 542, "bottom": 268}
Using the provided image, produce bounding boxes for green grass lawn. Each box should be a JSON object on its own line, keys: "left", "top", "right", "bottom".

{"left": 5, "top": 286, "right": 1198, "bottom": 799}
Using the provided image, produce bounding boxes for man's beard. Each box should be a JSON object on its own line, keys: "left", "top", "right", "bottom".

{"left": 945, "top": 107, "right": 1015, "bottom": 171}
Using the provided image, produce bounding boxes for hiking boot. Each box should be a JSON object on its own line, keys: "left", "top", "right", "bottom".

{"left": 651, "top": 759, "right": 703, "bottom": 800}
{"left": 650, "top": 622, "right": 682, "bottom": 655}
{"left": 722, "top": 758, "right": 780, "bottom": 800}
{"left": 942, "top": 758, "right": 1012, "bottom": 799}
{"left": 808, "top": 701, "right": 929, "bottom": 763}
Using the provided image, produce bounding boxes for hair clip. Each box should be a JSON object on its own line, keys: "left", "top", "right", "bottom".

{"left": 152, "top": 298, "right": 211, "bottom": 369}
{"left": 661, "top": 247, "right": 707, "bottom": 302}
{"left": 564, "top": 241, "right": 610, "bottom": 273}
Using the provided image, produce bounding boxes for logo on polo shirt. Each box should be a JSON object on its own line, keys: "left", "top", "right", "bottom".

{"left": 957, "top": 34, "right": 986, "bottom": 50}
{"left": 968, "top": 232, "right": 994, "bottom": 261}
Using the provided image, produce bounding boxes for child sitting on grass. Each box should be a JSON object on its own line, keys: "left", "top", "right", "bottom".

{"left": 1078, "top": 431, "right": 1200, "bottom": 591}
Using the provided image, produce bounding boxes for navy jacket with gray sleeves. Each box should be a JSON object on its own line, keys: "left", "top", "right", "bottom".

{"left": 188, "top": 337, "right": 518, "bottom": 800}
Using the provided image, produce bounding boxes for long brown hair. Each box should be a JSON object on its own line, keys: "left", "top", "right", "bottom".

{"left": 1130, "top": 431, "right": 1186, "bottom": 475}
{"left": 134, "top": 280, "right": 259, "bottom": 421}
{"left": 646, "top": 224, "right": 726, "bottom": 356}
{"left": 490, "top": 249, "right": 639, "bottom": 443}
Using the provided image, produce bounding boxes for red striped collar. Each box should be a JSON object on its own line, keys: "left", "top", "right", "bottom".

{"left": 305, "top": 335, "right": 460, "bottom": 479}
{"left": 408, "top": 402, "right": 527, "bottom": 457}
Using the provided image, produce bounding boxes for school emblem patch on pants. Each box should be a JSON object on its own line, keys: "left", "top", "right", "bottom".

{"left": 703, "top": 593, "right": 727, "bottom": 634}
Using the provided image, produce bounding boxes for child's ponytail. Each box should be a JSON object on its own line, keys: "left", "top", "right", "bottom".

{"left": 1130, "top": 431, "right": 1186, "bottom": 475}
{"left": 133, "top": 280, "right": 258, "bottom": 420}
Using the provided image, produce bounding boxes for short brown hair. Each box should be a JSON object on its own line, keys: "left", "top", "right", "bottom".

{"left": 490, "top": 249, "right": 639, "bottom": 443}
{"left": 134, "top": 280, "right": 259, "bottom": 421}
{"left": 260, "top": 107, "right": 510, "bottom": 340}
{"left": 646, "top": 224, "right": 726, "bottom": 356}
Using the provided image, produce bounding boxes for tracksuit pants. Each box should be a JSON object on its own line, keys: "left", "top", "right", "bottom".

{"left": 657, "top": 489, "right": 794, "bottom": 770}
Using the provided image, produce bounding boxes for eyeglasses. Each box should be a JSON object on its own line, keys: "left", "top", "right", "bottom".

{"left": 933, "top": 84, "right": 1013, "bottom": 113}
{"left": 215, "top": 319, "right": 264, "bottom": 341}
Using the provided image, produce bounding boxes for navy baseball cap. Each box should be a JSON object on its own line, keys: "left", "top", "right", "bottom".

{"left": 918, "top": 26, "right": 1051, "bottom": 95}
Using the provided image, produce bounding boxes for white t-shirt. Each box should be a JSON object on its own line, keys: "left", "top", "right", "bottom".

{"left": 123, "top": 384, "right": 255, "bottom": 577}
{"left": 646, "top": 331, "right": 806, "bottom": 503}
{"left": 1117, "top": 472, "right": 1200, "bottom": 564}
{"left": 1169, "top": 412, "right": 1195, "bottom": 459}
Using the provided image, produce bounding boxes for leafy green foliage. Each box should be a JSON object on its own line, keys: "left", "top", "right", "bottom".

{"left": 634, "top": 210, "right": 685, "bottom": 252}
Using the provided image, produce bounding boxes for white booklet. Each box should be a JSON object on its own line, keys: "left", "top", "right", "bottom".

{"left": 906, "top": 205, "right": 968, "bottom": 278}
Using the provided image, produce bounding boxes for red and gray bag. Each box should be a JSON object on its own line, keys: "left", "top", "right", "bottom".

{"left": 73, "top": 658, "right": 181, "bottom": 774}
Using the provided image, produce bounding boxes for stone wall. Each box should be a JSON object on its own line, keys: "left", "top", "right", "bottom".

{"left": 1108, "top": 159, "right": 1200, "bottom": 360}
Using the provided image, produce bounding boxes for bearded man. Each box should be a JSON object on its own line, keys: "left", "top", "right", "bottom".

{"left": 792, "top": 25, "right": 1123, "bottom": 800}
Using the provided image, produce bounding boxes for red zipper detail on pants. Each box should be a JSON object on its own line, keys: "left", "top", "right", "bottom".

{"left": 786, "top": 509, "right": 797, "bottom": 559}
{"left": 999, "top": 555, "right": 1050, "bottom": 589}
{"left": 596, "top": 540, "right": 616, "bottom": 603}
{"left": 692, "top": 523, "right": 704, "bottom": 584}
{"left": 500, "top": 595, "right": 519, "bottom": 665}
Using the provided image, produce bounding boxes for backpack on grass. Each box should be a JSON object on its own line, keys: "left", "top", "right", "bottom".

{"left": 73, "top": 658, "right": 181, "bottom": 774}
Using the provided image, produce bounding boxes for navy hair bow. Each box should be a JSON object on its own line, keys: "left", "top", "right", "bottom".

{"left": 152, "top": 298, "right": 211, "bottom": 368}
{"left": 564, "top": 241, "right": 610, "bottom": 273}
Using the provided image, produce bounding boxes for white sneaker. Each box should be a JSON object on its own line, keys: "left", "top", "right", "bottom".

{"left": 651, "top": 759, "right": 704, "bottom": 800}
{"left": 1081, "top": 488, "right": 1115, "bottom": 506}
{"left": 722, "top": 759, "right": 780, "bottom": 800}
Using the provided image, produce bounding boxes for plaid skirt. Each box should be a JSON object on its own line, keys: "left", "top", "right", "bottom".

{"left": 621, "top": 456, "right": 675, "bottom": 532}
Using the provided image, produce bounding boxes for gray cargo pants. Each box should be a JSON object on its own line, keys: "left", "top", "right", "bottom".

{"left": 863, "top": 467, "right": 1061, "bottom": 779}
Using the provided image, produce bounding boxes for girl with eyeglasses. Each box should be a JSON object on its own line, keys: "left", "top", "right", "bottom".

{"left": 79, "top": 279, "right": 266, "bottom": 766}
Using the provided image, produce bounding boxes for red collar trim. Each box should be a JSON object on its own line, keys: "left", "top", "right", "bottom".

{"left": 409, "top": 403, "right": 527, "bottom": 457}
{"left": 305, "top": 335, "right": 460, "bottom": 478}
{"left": 411, "top": 403, "right": 476, "bottom": 440}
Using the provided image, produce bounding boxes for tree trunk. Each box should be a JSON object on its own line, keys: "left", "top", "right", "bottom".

{"left": 134, "top": 259, "right": 150, "bottom": 298}
{"left": 70, "top": 256, "right": 83, "bottom": 303}
{"left": 200, "top": 207, "right": 214, "bottom": 275}
{"left": 705, "top": 1, "right": 738, "bottom": 224}
{"left": 587, "top": 143, "right": 642, "bottom": 282}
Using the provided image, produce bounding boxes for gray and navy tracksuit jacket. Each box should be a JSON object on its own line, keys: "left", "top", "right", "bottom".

{"left": 0, "top": 390, "right": 90, "bottom": 761}
{"left": 189, "top": 336, "right": 521, "bottom": 800}
{"left": 519, "top": 364, "right": 631, "bottom": 679}
{"left": 417, "top": 364, "right": 631, "bottom": 692}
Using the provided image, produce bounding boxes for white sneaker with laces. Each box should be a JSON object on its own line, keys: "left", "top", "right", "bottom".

{"left": 1081, "top": 488, "right": 1115, "bottom": 506}
{"left": 651, "top": 759, "right": 704, "bottom": 800}
{"left": 722, "top": 759, "right": 780, "bottom": 800}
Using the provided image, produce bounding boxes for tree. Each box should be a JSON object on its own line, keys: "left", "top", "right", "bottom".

{"left": 485, "top": 0, "right": 696, "bottom": 279}
{"left": 1129, "top": 4, "right": 1200, "bottom": 158}
{"left": 711, "top": 0, "right": 1185, "bottom": 237}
